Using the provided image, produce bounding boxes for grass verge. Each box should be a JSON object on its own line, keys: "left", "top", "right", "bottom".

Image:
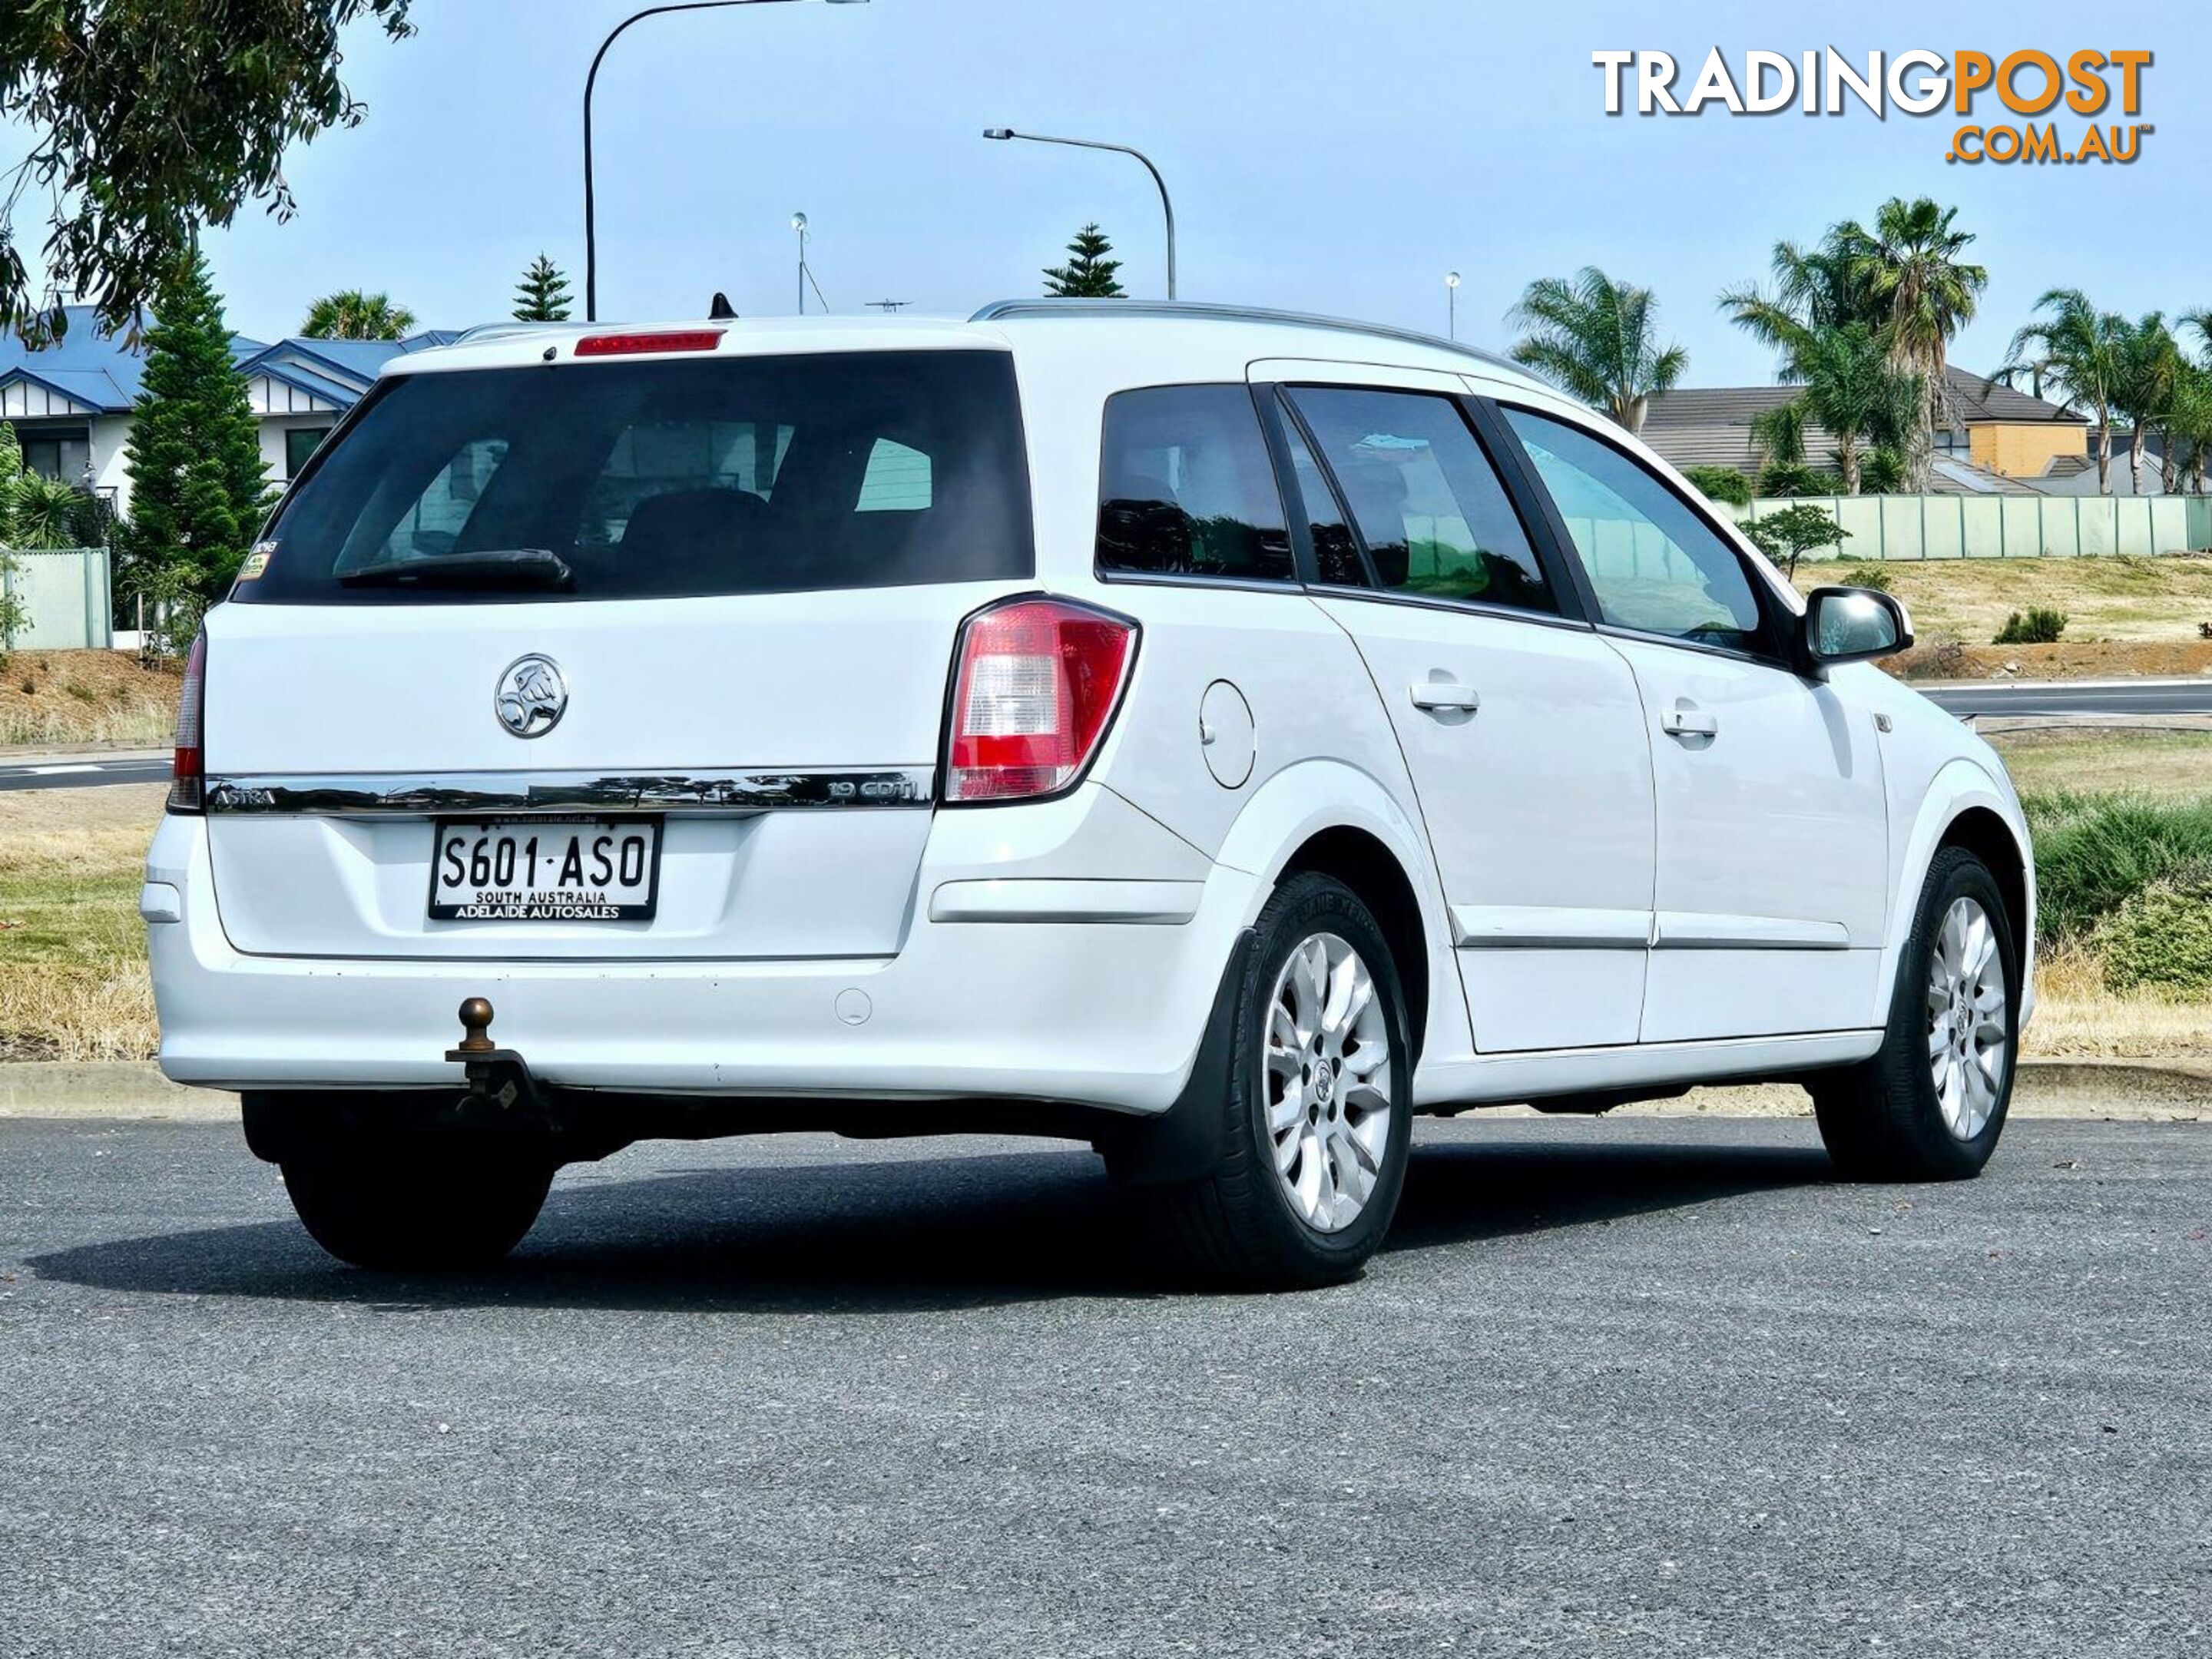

{"left": 0, "top": 784, "right": 162, "bottom": 1061}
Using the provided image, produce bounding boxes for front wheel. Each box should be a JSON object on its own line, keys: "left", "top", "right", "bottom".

{"left": 280, "top": 1150, "right": 555, "bottom": 1271}
{"left": 1140, "top": 873, "right": 1415, "bottom": 1289}
{"left": 1813, "top": 846, "right": 2020, "bottom": 1181}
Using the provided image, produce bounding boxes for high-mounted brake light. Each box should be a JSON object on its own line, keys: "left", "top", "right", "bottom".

{"left": 945, "top": 598, "right": 1137, "bottom": 803}
{"left": 571, "top": 329, "right": 725, "bottom": 357}
{"left": 167, "top": 631, "right": 207, "bottom": 814}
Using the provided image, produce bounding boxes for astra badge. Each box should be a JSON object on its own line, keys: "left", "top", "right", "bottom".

{"left": 495, "top": 654, "right": 568, "bottom": 739}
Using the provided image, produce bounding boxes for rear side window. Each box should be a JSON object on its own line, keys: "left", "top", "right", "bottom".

{"left": 1286, "top": 387, "right": 1556, "bottom": 614}
{"left": 237, "top": 350, "right": 1031, "bottom": 604}
{"left": 1503, "top": 408, "right": 1770, "bottom": 654}
{"left": 1095, "top": 385, "right": 1293, "bottom": 583}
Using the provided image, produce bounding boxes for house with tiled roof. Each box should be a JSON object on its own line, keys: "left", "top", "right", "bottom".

{"left": 0, "top": 306, "right": 459, "bottom": 516}
{"left": 1640, "top": 366, "right": 2091, "bottom": 495}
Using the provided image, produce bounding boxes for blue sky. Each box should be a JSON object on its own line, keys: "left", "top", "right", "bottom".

{"left": 15, "top": 0, "right": 2211, "bottom": 385}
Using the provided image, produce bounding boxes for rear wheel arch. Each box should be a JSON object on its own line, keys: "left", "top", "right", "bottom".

{"left": 1277, "top": 826, "right": 1429, "bottom": 1067}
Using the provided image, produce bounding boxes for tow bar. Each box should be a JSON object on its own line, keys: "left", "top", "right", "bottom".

{"left": 445, "top": 997, "right": 544, "bottom": 1120}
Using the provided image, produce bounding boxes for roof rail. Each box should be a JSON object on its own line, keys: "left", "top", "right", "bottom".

{"left": 447, "top": 320, "right": 571, "bottom": 346}
{"left": 969, "top": 298, "right": 1527, "bottom": 376}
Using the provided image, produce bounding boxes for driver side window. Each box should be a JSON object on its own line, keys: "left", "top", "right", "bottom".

{"left": 1502, "top": 408, "right": 1770, "bottom": 656}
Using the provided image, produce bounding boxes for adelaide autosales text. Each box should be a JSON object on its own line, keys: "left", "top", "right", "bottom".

{"left": 1592, "top": 49, "right": 2152, "bottom": 164}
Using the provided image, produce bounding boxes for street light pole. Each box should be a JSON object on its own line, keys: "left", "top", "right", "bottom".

{"left": 1445, "top": 271, "right": 1461, "bottom": 341}
{"left": 791, "top": 212, "right": 809, "bottom": 314}
{"left": 982, "top": 127, "right": 1177, "bottom": 300}
{"left": 583, "top": 0, "right": 868, "bottom": 322}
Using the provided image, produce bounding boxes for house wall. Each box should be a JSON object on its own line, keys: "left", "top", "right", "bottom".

{"left": 88, "top": 413, "right": 135, "bottom": 512}
{"left": 1970, "top": 422, "right": 2086, "bottom": 478}
{"left": 258, "top": 414, "right": 339, "bottom": 486}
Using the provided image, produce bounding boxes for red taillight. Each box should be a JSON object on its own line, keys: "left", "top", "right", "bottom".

{"left": 572, "top": 329, "right": 724, "bottom": 357}
{"left": 945, "top": 598, "right": 1137, "bottom": 803}
{"left": 167, "top": 631, "right": 206, "bottom": 814}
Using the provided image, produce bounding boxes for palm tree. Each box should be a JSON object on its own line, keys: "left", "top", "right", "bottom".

{"left": 1746, "top": 323, "right": 1919, "bottom": 496}
{"left": 2157, "top": 363, "right": 2212, "bottom": 495}
{"left": 2111, "top": 315, "right": 2182, "bottom": 494}
{"left": 1836, "top": 198, "right": 1988, "bottom": 490}
{"left": 1506, "top": 268, "right": 1687, "bottom": 434}
{"left": 1720, "top": 239, "right": 1876, "bottom": 359}
{"left": 2004, "top": 290, "right": 2128, "bottom": 493}
{"left": 300, "top": 290, "right": 417, "bottom": 341}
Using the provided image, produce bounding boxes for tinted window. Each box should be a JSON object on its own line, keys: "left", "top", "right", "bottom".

{"left": 1505, "top": 408, "right": 1769, "bottom": 654}
{"left": 1096, "top": 386, "right": 1292, "bottom": 582}
{"left": 237, "top": 350, "right": 1032, "bottom": 604}
{"left": 1275, "top": 407, "right": 1363, "bottom": 587}
{"left": 1288, "top": 387, "right": 1555, "bottom": 614}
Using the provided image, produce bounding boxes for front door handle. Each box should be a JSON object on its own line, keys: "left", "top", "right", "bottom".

{"left": 1661, "top": 704, "right": 1719, "bottom": 740}
{"left": 1409, "top": 681, "right": 1482, "bottom": 714}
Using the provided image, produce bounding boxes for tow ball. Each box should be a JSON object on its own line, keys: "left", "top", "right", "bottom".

{"left": 445, "top": 997, "right": 542, "bottom": 1117}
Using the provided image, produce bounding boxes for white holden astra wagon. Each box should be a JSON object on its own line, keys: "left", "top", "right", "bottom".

{"left": 144, "top": 301, "right": 2034, "bottom": 1286}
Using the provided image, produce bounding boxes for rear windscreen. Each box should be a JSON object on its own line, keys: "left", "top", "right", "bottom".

{"left": 235, "top": 349, "right": 1033, "bottom": 604}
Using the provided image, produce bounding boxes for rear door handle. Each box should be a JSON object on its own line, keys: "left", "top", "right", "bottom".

{"left": 1660, "top": 704, "right": 1719, "bottom": 739}
{"left": 1409, "top": 681, "right": 1482, "bottom": 713}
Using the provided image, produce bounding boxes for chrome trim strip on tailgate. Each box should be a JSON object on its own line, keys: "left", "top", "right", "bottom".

{"left": 202, "top": 769, "right": 935, "bottom": 816}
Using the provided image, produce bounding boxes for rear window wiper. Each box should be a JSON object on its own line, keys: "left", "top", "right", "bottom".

{"left": 337, "top": 548, "right": 575, "bottom": 591}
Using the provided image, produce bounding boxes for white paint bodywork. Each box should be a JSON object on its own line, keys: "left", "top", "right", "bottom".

{"left": 147, "top": 310, "right": 2035, "bottom": 1118}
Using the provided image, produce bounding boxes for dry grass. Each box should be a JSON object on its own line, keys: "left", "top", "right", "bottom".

{"left": 1985, "top": 727, "right": 2212, "bottom": 799}
{"left": 1793, "top": 552, "right": 2212, "bottom": 645}
{"left": 0, "top": 783, "right": 162, "bottom": 1061}
{"left": 0, "top": 649, "right": 180, "bottom": 750}
{"left": 2024, "top": 942, "right": 2212, "bottom": 1059}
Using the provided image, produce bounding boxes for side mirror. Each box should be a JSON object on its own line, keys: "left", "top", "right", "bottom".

{"left": 1801, "top": 585, "right": 1912, "bottom": 671}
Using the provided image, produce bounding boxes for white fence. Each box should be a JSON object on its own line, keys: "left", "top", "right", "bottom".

{"left": 1720, "top": 494, "right": 2212, "bottom": 560}
{"left": 0, "top": 548, "right": 111, "bottom": 649}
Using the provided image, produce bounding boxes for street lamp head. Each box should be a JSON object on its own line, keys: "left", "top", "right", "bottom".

{"left": 1445, "top": 271, "right": 1462, "bottom": 289}
{"left": 982, "top": 127, "right": 1015, "bottom": 141}
{"left": 790, "top": 211, "right": 808, "bottom": 233}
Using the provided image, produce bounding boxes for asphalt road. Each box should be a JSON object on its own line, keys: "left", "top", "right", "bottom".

{"left": 0, "top": 754, "right": 170, "bottom": 792}
{"left": 2, "top": 1114, "right": 2205, "bottom": 1657}
{"left": 1919, "top": 677, "right": 2212, "bottom": 719}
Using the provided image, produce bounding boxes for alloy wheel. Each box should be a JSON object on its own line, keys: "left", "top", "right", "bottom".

{"left": 1262, "top": 932, "right": 1394, "bottom": 1233}
{"left": 1926, "top": 896, "right": 2008, "bottom": 1141}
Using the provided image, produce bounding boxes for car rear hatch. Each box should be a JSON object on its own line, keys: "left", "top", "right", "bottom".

{"left": 201, "top": 341, "right": 1034, "bottom": 961}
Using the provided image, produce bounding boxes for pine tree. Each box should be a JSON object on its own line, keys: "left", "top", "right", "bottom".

{"left": 121, "top": 254, "right": 270, "bottom": 600}
{"left": 1043, "top": 224, "right": 1126, "bottom": 298}
{"left": 512, "top": 253, "right": 574, "bottom": 323}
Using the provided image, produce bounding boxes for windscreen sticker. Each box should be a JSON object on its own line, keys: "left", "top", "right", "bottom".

{"left": 236, "top": 541, "right": 278, "bottom": 581}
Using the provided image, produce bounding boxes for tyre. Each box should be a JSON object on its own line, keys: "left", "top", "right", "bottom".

{"left": 1147, "top": 872, "right": 1415, "bottom": 1288}
{"left": 1813, "top": 846, "right": 2020, "bottom": 1181}
{"left": 280, "top": 1148, "right": 555, "bottom": 1271}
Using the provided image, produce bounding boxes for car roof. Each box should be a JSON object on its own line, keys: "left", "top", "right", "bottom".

{"left": 377, "top": 301, "right": 1550, "bottom": 396}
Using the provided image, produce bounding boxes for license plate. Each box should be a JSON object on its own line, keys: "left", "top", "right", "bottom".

{"left": 428, "top": 817, "right": 662, "bottom": 922}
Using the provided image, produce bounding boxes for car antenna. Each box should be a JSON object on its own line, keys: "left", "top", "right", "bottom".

{"left": 707, "top": 291, "right": 738, "bottom": 320}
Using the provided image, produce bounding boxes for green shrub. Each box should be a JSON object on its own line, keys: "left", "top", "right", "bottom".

{"left": 1994, "top": 607, "right": 2066, "bottom": 645}
{"left": 1682, "top": 465, "right": 1752, "bottom": 507}
{"left": 2027, "top": 793, "right": 2212, "bottom": 943}
{"left": 1741, "top": 502, "right": 1849, "bottom": 577}
{"left": 2101, "top": 862, "right": 2212, "bottom": 995}
{"left": 1839, "top": 564, "right": 1892, "bottom": 592}
{"left": 1753, "top": 462, "right": 1846, "bottom": 498}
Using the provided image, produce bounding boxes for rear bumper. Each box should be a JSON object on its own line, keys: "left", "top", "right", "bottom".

{"left": 144, "top": 807, "right": 1257, "bottom": 1116}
